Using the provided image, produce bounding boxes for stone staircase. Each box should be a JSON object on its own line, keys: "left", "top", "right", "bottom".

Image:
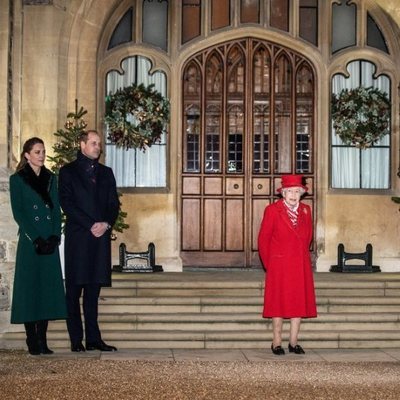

{"left": 2, "top": 271, "right": 400, "bottom": 350}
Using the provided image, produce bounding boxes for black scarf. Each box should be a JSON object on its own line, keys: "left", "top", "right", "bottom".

{"left": 18, "top": 164, "right": 54, "bottom": 209}
{"left": 76, "top": 151, "right": 98, "bottom": 184}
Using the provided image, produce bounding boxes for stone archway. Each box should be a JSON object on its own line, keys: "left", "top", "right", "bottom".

{"left": 180, "top": 38, "right": 316, "bottom": 268}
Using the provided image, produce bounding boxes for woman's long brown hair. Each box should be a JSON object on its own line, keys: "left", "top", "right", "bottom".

{"left": 16, "top": 137, "right": 45, "bottom": 171}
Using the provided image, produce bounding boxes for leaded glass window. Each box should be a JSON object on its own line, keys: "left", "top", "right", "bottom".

{"left": 142, "top": 0, "right": 168, "bottom": 51}
{"left": 108, "top": 8, "right": 133, "bottom": 50}
{"left": 367, "top": 13, "right": 389, "bottom": 54}
{"left": 332, "top": 1, "right": 356, "bottom": 53}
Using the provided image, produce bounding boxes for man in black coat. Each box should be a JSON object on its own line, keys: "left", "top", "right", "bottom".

{"left": 59, "top": 130, "right": 120, "bottom": 352}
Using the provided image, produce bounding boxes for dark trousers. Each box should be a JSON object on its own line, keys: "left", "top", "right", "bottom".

{"left": 65, "top": 283, "right": 102, "bottom": 345}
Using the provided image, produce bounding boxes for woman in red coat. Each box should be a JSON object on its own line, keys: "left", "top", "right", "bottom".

{"left": 258, "top": 175, "right": 317, "bottom": 355}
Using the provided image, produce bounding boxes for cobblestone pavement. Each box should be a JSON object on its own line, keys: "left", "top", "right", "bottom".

{"left": 1, "top": 349, "right": 400, "bottom": 399}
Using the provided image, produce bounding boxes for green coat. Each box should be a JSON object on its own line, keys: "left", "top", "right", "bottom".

{"left": 9, "top": 167, "right": 67, "bottom": 323}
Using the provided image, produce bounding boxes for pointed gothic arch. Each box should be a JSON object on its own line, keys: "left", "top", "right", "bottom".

{"left": 181, "top": 37, "right": 316, "bottom": 267}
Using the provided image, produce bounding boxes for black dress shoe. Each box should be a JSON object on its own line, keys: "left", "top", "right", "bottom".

{"left": 271, "top": 344, "right": 285, "bottom": 355}
{"left": 71, "top": 342, "right": 86, "bottom": 352}
{"left": 86, "top": 340, "right": 117, "bottom": 352}
{"left": 288, "top": 343, "right": 305, "bottom": 354}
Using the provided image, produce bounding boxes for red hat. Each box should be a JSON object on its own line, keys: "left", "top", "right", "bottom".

{"left": 277, "top": 174, "right": 308, "bottom": 193}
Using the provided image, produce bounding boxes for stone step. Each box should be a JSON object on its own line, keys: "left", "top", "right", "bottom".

{"left": 46, "top": 312, "right": 400, "bottom": 324}
{"left": 104, "top": 273, "right": 400, "bottom": 299}
{"left": 102, "top": 287, "right": 396, "bottom": 297}
{"left": 322, "top": 305, "right": 400, "bottom": 313}
{"left": 107, "top": 289, "right": 400, "bottom": 298}
{"left": 4, "top": 330, "right": 400, "bottom": 350}
{"left": 96, "top": 296, "right": 400, "bottom": 306}
{"left": 94, "top": 303, "right": 400, "bottom": 315}
{"left": 103, "top": 303, "right": 394, "bottom": 315}
{"left": 42, "top": 321, "right": 400, "bottom": 332}
{"left": 109, "top": 277, "right": 400, "bottom": 288}
{"left": 3, "top": 272, "right": 400, "bottom": 350}
{"left": 110, "top": 271, "right": 400, "bottom": 284}
{"left": 103, "top": 288, "right": 264, "bottom": 297}
{"left": 4, "top": 313, "right": 398, "bottom": 337}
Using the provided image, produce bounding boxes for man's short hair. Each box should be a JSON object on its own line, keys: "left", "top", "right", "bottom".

{"left": 78, "top": 130, "right": 100, "bottom": 144}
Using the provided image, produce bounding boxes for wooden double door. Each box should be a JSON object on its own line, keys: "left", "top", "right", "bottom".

{"left": 180, "top": 38, "right": 315, "bottom": 267}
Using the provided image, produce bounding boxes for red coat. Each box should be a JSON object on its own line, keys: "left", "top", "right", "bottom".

{"left": 258, "top": 199, "right": 317, "bottom": 318}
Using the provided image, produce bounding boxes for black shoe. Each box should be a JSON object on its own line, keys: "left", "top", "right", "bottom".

{"left": 26, "top": 339, "right": 40, "bottom": 356}
{"left": 36, "top": 320, "right": 53, "bottom": 354}
{"left": 38, "top": 342, "right": 54, "bottom": 355}
{"left": 25, "top": 322, "right": 40, "bottom": 355}
{"left": 86, "top": 340, "right": 117, "bottom": 352}
{"left": 271, "top": 344, "right": 285, "bottom": 355}
{"left": 288, "top": 343, "right": 305, "bottom": 354}
{"left": 71, "top": 342, "right": 86, "bottom": 352}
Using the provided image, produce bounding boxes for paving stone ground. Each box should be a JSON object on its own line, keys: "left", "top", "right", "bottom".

{"left": 1, "top": 349, "right": 400, "bottom": 399}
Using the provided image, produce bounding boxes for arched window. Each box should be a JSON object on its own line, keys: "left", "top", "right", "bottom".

{"left": 331, "top": 60, "right": 391, "bottom": 189}
{"left": 101, "top": 1, "right": 170, "bottom": 189}
{"left": 105, "top": 56, "right": 167, "bottom": 188}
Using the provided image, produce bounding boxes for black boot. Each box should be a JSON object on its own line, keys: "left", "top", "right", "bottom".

{"left": 37, "top": 320, "right": 54, "bottom": 355}
{"left": 24, "top": 322, "right": 40, "bottom": 355}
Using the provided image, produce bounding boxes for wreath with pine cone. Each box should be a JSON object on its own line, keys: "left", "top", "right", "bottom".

{"left": 105, "top": 83, "right": 170, "bottom": 151}
{"left": 331, "top": 86, "right": 390, "bottom": 149}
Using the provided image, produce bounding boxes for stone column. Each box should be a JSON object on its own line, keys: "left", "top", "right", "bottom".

{"left": 0, "top": 167, "right": 18, "bottom": 334}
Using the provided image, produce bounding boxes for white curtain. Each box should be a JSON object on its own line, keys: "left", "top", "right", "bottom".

{"left": 331, "top": 60, "right": 390, "bottom": 189}
{"left": 105, "top": 57, "right": 167, "bottom": 187}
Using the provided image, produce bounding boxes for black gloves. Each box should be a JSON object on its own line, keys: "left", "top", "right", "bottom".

{"left": 47, "top": 235, "right": 60, "bottom": 246}
{"left": 33, "top": 235, "right": 60, "bottom": 255}
{"left": 33, "top": 237, "right": 53, "bottom": 255}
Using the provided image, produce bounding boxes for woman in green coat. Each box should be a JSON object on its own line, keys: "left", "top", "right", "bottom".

{"left": 9, "top": 137, "right": 67, "bottom": 355}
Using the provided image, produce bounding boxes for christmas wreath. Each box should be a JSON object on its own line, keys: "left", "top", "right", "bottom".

{"left": 105, "top": 83, "right": 170, "bottom": 151}
{"left": 331, "top": 86, "right": 390, "bottom": 149}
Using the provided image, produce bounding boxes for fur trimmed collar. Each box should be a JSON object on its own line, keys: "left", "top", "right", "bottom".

{"left": 18, "top": 164, "right": 54, "bottom": 209}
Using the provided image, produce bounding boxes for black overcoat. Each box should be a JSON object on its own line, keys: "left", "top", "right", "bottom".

{"left": 58, "top": 155, "right": 119, "bottom": 286}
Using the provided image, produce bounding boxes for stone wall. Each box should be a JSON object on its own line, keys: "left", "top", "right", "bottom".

{"left": 0, "top": 168, "right": 17, "bottom": 333}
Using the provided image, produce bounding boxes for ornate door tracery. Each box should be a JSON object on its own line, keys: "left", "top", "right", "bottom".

{"left": 181, "top": 38, "right": 315, "bottom": 267}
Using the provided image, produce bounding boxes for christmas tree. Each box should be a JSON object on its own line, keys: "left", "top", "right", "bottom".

{"left": 48, "top": 100, "right": 129, "bottom": 236}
